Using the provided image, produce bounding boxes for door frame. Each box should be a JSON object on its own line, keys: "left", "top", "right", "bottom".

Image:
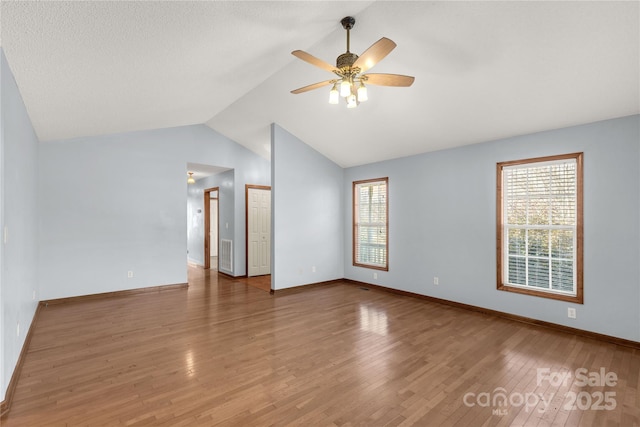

{"left": 245, "top": 184, "right": 271, "bottom": 277}
{"left": 204, "top": 187, "right": 219, "bottom": 270}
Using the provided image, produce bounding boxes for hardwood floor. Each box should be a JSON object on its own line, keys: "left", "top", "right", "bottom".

{"left": 2, "top": 267, "right": 639, "bottom": 426}
{"left": 235, "top": 274, "right": 272, "bottom": 292}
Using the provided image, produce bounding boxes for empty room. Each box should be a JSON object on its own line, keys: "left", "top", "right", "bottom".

{"left": 0, "top": 1, "right": 638, "bottom": 426}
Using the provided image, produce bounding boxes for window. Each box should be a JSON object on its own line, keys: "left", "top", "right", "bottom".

{"left": 353, "top": 178, "right": 388, "bottom": 270}
{"left": 497, "top": 153, "right": 583, "bottom": 303}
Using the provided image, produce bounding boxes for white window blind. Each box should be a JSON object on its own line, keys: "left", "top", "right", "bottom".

{"left": 354, "top": 178, "right": 388, "bottom": 270}
{"left": 502, "top": 158, "right": 578, "bottom": 295}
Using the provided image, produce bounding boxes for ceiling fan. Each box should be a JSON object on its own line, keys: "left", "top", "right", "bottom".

{"left": 291, "top": 16, "right": 415, "bottom": 108}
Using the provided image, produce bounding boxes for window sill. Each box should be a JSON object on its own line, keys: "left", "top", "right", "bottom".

{"left": 497, "top": 283, "right": 583, "bottom": 304}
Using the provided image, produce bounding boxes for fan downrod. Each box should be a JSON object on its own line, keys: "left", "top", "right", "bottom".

{"left": 338, "top": 16, "right": 358, "bottom": 68}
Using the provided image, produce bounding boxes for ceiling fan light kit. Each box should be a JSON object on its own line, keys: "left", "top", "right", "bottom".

{"left": 291, "top": 16, "right": 415, "bottom": 109}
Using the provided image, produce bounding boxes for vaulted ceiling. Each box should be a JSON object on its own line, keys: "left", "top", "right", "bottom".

{"left": 2, "top": 1, "right": 638, "bottom": 167}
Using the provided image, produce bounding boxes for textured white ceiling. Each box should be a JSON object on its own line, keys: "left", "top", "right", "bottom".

{"left": 2, "top": 1, "right": 639, "bottom": 168}
{"left": 1, "top": 0, "right": 372, "bottom": 140}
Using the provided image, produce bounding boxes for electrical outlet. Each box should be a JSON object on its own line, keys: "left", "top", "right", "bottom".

{"left": 33, "top": 290, "right": 36, "bottom": 301}
{"left": 3, "top": 226, "right": 7, "bottom": 244}
{"left": 433, "top": 277, "right": 439, "bottom": 285}
{"left": 16, "top": 322, "right": 20, "bottom": 337}
{"left": 373, "top": 272, "right": 378, "bottom": 279}
{"left": 568, "top": 307, "right": 576, "bottom": 319}
{"left": 312, "top": 266, "right": 316, "bottom": 273}
{"left": 127, "top": 271, "right": 134, "bottom": 278}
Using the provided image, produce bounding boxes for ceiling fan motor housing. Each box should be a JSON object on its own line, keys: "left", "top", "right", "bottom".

{"left": 337, "top": 52, "right": 359, "bottom": 70}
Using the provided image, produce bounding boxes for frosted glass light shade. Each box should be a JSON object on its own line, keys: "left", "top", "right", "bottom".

{"left": 329, "top": 85, "right": 339, "bottom": 104}
{"left": 357, "top": 83, "right": 368, "bottom": 102}
{"left": 340, "top": 79, "right": 351, "bottom": 97}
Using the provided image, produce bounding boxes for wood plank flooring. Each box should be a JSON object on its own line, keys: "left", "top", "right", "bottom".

{"left": 235, "top": 274, "right": 271, "bottom": 293}
{"left": 2, "top": 266, "right": 639, "bottom": 426}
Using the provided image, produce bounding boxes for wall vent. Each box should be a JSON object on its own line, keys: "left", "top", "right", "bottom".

{"left": 220, "top": 239, "right": 233, "bottom": 272}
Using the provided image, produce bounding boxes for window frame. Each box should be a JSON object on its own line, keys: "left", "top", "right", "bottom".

{"left": 353, "top": 177, "right": 389, "bottom": 271}
{"left": 496, "top": 153, "right": 583, "bottom": 304}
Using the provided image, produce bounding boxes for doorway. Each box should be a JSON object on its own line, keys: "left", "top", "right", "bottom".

{"left": 204, "top": 187, "right": 219, "bottom": 270}
{"left": 246, "top": 185, "right": 271, "bottom": 277}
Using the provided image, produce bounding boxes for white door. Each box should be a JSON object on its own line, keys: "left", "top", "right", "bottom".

{"left": 248, "top": 188, "right": 271, "bottom": 277}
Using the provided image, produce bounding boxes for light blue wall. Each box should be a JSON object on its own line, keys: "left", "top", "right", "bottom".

{"left": 38, "top": 124, "right": 270, "bottom": 300}
{"left": 187, "top": 169, "right": 235, "bottom": 272}
{"left": 0, "top": 49, "right": 40, "bottom": 400}
{"left": 344, "top": 115, "right": 640, "bottom": 342}
{"left": 1, "top": 45, "right": 4, "bottom": 404}
{"left": 1, "top": 45, "right": 3, "bottom": 403}
{"left": 271, "top": 124, "right": 344, "bottom": 289}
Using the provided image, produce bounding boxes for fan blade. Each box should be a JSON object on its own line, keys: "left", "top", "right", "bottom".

{"left": 352, "top": 37, "right": 397, "bottom": 73}
{"left": 291, "top": 80, "right": 335, "bottom": 94}
{"left": 292, "top": 50, "right": 338, "bottom": 73}
{"left": 364, "top": 73, "right": 415, "bottom": 87}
